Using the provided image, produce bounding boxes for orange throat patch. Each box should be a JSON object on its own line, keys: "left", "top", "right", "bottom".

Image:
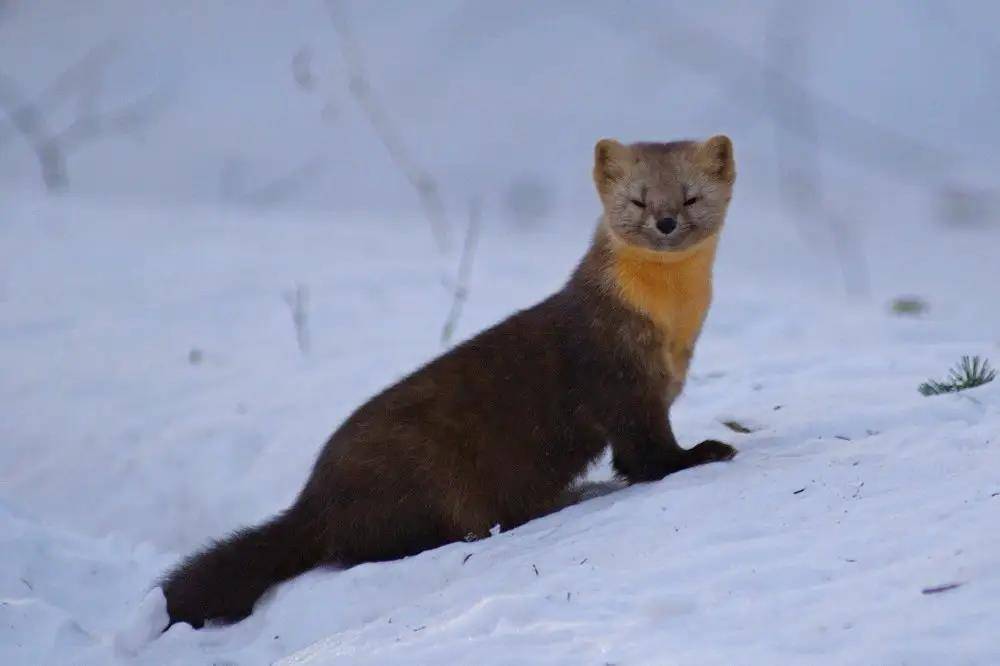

{"left": 607, "top": 232, "right": 718, "bottom": 392}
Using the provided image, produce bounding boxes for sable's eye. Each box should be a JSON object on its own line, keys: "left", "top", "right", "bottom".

{"left": 683, "top": 196, "right": 700, "bottom": 206}
{"left": 630, "top": 199, "right": 646, "bottom": 209}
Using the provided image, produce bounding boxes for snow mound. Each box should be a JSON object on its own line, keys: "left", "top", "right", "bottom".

{"left": 2, "top": 196, "right": 998, "bottom": 664}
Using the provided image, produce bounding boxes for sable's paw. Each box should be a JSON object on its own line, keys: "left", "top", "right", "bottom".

{"left": 691, "top": 440, "right": 738, "bottom": 463}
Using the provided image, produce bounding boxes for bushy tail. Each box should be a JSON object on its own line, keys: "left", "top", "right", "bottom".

{"left": 161, "top": 506, "right": 322, "bottom": 628}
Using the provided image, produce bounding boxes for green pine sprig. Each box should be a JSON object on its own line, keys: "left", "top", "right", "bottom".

{"left": 919, "top": 356, "right": 996, "bottom": 396}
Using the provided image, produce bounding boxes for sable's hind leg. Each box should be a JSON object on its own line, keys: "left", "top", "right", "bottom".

{"left": 318, "top": 474, "right": 461, "bottom": 565}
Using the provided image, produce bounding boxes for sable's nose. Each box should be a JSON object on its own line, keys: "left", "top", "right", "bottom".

{"left": 656, "top": 217, "right": 677, "bottom": 235}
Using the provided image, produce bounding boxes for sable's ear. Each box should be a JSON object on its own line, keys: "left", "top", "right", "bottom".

{"left": 696, "top": 135, "right": 735, "bottom": 184}
{"left": 593, "top": 138, "right": 628, "bottom": 197}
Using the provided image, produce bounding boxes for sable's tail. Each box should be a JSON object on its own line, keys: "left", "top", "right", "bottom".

{"left": 161, "top": 505, "right": 323, "bottom": 628}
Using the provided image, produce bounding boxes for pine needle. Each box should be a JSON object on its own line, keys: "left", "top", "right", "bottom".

{"left": 919, "top": 356, "right": 996, "bottom": 396}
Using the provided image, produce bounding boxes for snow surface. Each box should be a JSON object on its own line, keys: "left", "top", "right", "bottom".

{"left": 3, "top": 1, "right": 1000, "bottom": 663}
{"left": 2, "top": 191, "right": 999, "bottom": 664}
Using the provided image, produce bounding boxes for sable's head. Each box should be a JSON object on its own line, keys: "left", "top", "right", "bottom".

{"left": 593, "top": 136, "right": 735, "bottom": 254}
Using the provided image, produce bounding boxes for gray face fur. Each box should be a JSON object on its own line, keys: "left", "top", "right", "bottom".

{"left": 593, "top": 137, "right": 736, "bottom": 254}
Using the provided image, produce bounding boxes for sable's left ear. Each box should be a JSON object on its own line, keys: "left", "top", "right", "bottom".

{"left": 696, "top": 135, "right": 735, "bottom": 184}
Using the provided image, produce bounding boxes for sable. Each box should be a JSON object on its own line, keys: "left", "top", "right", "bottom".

{"left": 161, "top": 135, "right": 738, "bottom": 628}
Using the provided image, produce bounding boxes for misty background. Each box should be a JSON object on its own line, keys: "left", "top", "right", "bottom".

{"left": 2, "top": 2, "right": 997, "bottom": 280}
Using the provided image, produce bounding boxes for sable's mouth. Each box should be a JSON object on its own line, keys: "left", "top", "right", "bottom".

{"left": 654, "top": 223, "right": 711, "bottom": 253}
{"left": 607, "top": 219, "right": 693, "bottom": 254}
{"left": 654, "top": 223, "right": 688, "bottom": 246}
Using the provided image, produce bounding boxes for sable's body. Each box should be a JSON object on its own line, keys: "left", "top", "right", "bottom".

{"left": 162, "top": 136, "right": 738, "bottom": 628}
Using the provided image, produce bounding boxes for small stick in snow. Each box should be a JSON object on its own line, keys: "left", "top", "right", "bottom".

{"left": 283, "top": 283, "right": 310, "bottom": 355}
{"left": 793, "top": 487, "right": 806, "bottom": 495}
{"left": 921, "top": 582, "right": 963, "bottom": 595}
{"left": 462, "top": 553, "right": 473, "bottom": 565}
{"left": 722, "top": 420, "right": 754, "bottom": 434}
{"left": 532, "top": 564, "right": 539, "bottom": 576}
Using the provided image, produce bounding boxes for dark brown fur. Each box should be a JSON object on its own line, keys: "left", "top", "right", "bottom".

{"left": 161, "top": 139, "right": 737, "bottom": 629}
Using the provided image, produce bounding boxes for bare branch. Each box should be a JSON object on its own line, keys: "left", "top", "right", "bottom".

{"left": 764, "top": 1, "right": 870, "bottom": 298}
{"left": 291, "top": 48, "right": 317, "bottom": 92}
{"left": 0, "top": 41, "right": 169, "bottom": 192}
{"left": 55, "top": 87, "right": 170, "bottom": 149}
{"left": 38, "top": 40, "right": 119, "bottom": 111}
{"left": 0, "top": 74, "right": 68, "bottom": 190}
{"left": 324, "top": 0, "right": 450, "bottom": 252}
{"left": 826, "top": 210, "right": 871, "bottom": 298}
{"left": 441, "top": 198, "right": 483, "bottom": 346}
{"left": 0, "top": 40, "right": 118, "bottom": 152}
{"left": 237, "top": 156, "right": 328, "bottom": 208}
{"left": 765, "top": 1, "right": 823, "bottom": 220}
{"left": 641, "top": 8, "right": 952, "bottom": 184}
{"left": 283, "top": 284, "right": 311, "bottom": 356}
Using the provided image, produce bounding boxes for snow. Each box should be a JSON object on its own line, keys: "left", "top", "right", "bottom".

{"left": 2, "top": 1, "right": 1000, "bottom": 662}
{"left": 2, "top": 192, "right": 998, "bottom": 665}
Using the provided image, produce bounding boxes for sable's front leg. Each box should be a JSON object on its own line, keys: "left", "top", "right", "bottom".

{"left": 610, "top": 406, "right": 737, "bottom": 483}
{"left": 686, "top": 439, "right": 738, "bottom": 465}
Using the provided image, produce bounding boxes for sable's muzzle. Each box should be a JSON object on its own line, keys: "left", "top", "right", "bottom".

{"left": 656, "top": 217, "right": 678, "bottom": 235}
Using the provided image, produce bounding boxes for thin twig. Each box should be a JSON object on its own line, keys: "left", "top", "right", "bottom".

{"left": 765, "top": 1, "right": 823, "bottom": 230}
{"left": 827, "top": 210, "right": 870, "bottom": 298}
{"left": 238, "top": 156, "right": 328, "bottom": 207}
{"left": 0, "top": 73, "right": 67, "bottom": 189}
{"left": 441, "top": 199, "right": 482, "bottom": 346}
{"left": 764, "top": 1, "right": 869, "bottom": 298}
{"left": 56, "top": 87, "right": 169, "bottom": 149}
{"left": 0, "top": 40, "right": 118, "bottom": 152}
{"left": 640, "top": 7, "right": 952, "bottom": 184}
{"left": 0, "top": 41, "right": 169, "bottom": 192}
{"left": 283, "top": 284, "right": 310, "bottom": 355}
{"left": 325, "top": 0, "right": 450, "bottom": 252}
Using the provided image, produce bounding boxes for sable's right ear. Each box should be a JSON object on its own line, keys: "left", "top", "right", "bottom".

{"left": 593, "top": 138, "right": 627, "bottom": 197}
